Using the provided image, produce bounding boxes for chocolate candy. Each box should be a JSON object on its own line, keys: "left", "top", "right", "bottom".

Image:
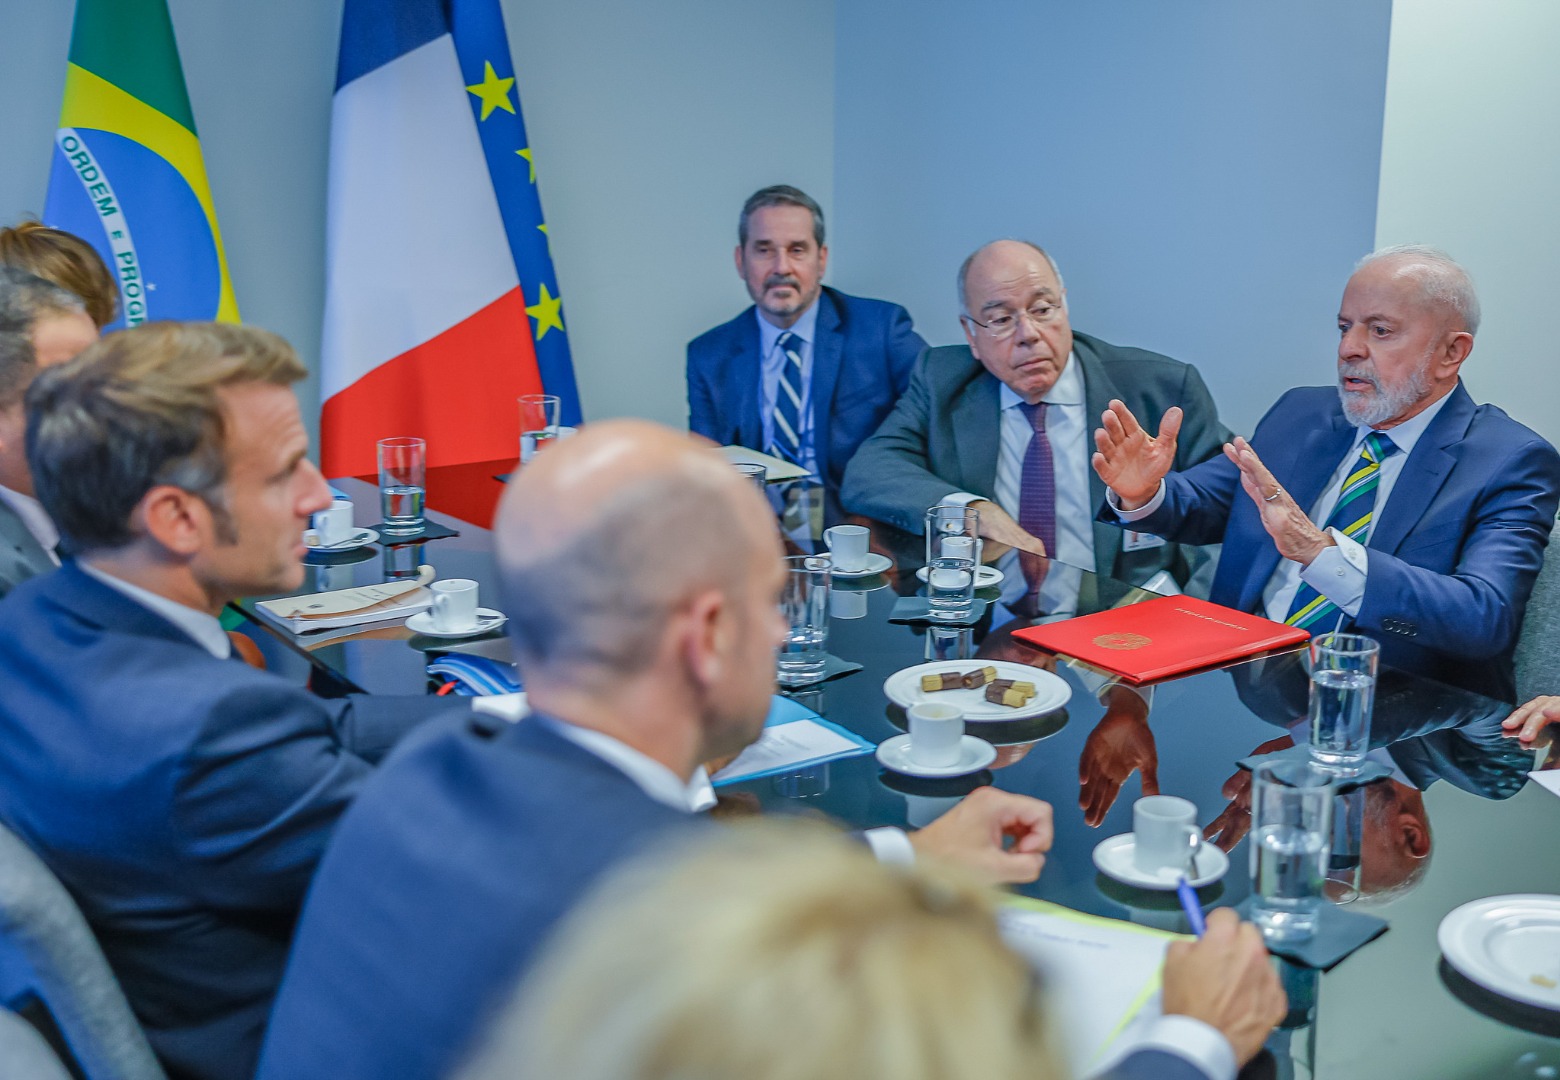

{"left": 960, "top": 665, "right": 998, "bottom": 689}
{"left": 985, "top": 684, "right": 1032, "bottom": 707}
{"left": 920, "top": 671, "right": 965, "bottom": 692}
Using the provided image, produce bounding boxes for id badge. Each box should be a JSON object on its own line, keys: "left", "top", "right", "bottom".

{"left": 1122, "top": 529, "right": 1167, "bottom": 553}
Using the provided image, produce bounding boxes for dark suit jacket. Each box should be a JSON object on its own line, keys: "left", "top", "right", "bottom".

{"left": 0, "top": 564, "right": 463, "bottom": 1080}
{"left": 0, "top": 498, "right": 54, "bottom": 600}
{"left": 841, "top": 332, "right": 1230, "bottom": 586}
{"left": 255, "top": 714, "right": 700, "bottom": 1080}
{"left": 687, "top": 285, "right": 925, "bottom": 493}
{"left": 1128, "top": 383, "right": 1560, "bottom": 701}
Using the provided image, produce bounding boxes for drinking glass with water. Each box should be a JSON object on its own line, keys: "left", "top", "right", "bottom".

{"left": 1250, "top": 760, "right": 1333, "bottom": 942}
{"left": 1307, "top": 632, "right": 1379, "bottom": 776}
{"left": 777, "top": 555, "right": 831, "bottom": 686}
{"left": 518, "top": 394, "right": 561, "bottom": 463}
{"left": 377, "top": 437, "right": 426, "bottom": 535}
{"left": 924, "top": 504, "right": 980, "bottom": 620}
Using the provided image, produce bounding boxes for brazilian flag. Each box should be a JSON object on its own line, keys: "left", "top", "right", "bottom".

{"left": 43, "top": 0, "right": 238, "bottom": 331}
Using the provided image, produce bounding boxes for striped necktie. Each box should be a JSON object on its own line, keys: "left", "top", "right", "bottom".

{"left": 1283, "top": 431, "right": 1398, "bottom": 630}
{"left": 768, "top": 331, "right": 805, "bottom": 467}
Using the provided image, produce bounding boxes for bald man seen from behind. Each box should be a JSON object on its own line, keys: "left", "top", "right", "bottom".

{"left": 256, "top": 420, "right": 1059, "bottom": 1080}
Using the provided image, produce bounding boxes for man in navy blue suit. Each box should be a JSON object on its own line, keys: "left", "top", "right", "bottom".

{"left": 1095, "top": 245, "right": 1560, "bottom": 701}
{"left": 686, "top": 185, "right": 926, "bottom": 498}
{"left": 256, "top": 420, "right": 1284, "bottom": 1080}
{"left": 0, "top": 323, "right": 468, "bottom": 1080}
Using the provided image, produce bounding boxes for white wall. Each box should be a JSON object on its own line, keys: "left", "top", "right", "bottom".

{"left": 0, "top": 0, "right": 836, "bottom": 438}
{"left": 1375, "top": 0, "right": 1560, "bottom": 447}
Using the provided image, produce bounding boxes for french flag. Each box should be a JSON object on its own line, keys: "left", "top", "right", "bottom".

{"left": 320, "top": 0, "right": 580, "bottom": 479}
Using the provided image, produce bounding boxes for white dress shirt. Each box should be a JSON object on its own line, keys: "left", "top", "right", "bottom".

{"left": 757, "top": 299, "right": 821, "bottom": 478}
{"left": 78, "top": 562, "right": 232, "bottom": 659}
{"left": 948, "top": 352, "right": 1093, "bottom": 613}
{"left": 0, "top": 485, "right": 61, "bottom": 566}
{"left": 1114, "top": 390, "right": 1454, "bottom": 624}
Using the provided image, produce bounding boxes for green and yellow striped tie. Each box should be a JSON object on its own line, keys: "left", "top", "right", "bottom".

{"left": 1283, "top": 431, "right": 1398, "bottom": 630}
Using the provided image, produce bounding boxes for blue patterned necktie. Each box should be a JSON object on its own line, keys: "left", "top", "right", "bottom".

{"left": 768, "top": 331, "right": 805, "bottom": 466}
{"left": 1283, "top": 431, "right": 1398, "bottom": 629}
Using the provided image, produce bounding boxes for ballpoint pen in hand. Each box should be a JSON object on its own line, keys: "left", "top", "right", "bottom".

{"left": 1176, "top": 874, "right": 1206, "bottom": 937}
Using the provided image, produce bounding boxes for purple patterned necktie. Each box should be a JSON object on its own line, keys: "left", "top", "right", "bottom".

{"left": 1018, "top": 401, "right": 1056, "bottom": 590}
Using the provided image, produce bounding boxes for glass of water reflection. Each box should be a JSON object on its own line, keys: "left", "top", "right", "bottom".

{"left": 376, "top": 437, "right": 426, "bottom": 535}
{"left": 777, "top": 555, "right": 831, "bottom": 686}
{"left": 1250, "top": 759, "right": 1333, "bottom": 943}
{"left": 1307, "top": 632, "right": 1379, "bottom": 776}
{"left": 924, "top": 504, "right": 980, "bottom": 620}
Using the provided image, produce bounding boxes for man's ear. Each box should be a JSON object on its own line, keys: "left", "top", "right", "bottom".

{"left": 1439, "top": 329, "right": 1474, "bottom": 377}
{"left": 733, "top": 245, "right": 746, "bottom": 281}
{"left": 131, "top": 484, "right": 209, "bottom": 557}
{"left": 681, "top": 589, "right": 729, "bottom": 691}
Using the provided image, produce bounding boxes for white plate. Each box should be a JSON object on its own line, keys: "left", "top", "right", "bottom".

{"left": 1439, "top": 894, "right": 1560, "bottom": 1010}
{"left": 883, "top": 660, "right": 1071, "bottom": 722}
{"left": 305, "top": 527, "right": 379, "bottom": 552}
{"left": 876, "top": 734, "right": 997, "bottom": 777}
{"left": 830, "top": 553, "right": 893, "bottom": 578}
{"left": 916, "top": 563, "right": 1004, "bottom": 589}
{"left": 406, "top": 608, "right": 508, "bottom": 639}
{"left": 1092, "top": 833, "right": 1229, "bottom": 891}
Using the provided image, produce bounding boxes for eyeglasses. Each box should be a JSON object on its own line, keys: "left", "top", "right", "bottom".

{"left": 962, "top": 302, "right": 1063, "bottom": 340}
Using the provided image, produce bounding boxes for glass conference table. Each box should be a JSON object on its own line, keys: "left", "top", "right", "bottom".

{"left": 238, "top": 475, "right": 1560, "bottom": 1080}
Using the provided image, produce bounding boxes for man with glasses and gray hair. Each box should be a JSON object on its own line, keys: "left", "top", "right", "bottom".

{"left": 842, "top": 239, "right": 1228, "bottom": 610}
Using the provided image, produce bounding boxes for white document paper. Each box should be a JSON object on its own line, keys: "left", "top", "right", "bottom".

{"left": 997, "top": 905, "right": 1176, "bottom": 1075}
{"left": 1528, "top": 770, "right": 1560, "bottom": 798}
{"left": 718, "top": 445, "right": 812, "bottom": 482}
{"left": 711, "top": 719, "right": 864, "bottom": 784}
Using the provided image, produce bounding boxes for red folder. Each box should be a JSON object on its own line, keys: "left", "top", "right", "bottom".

{"left": 1012, "top": 595, "right": 1311, "bottom": 685}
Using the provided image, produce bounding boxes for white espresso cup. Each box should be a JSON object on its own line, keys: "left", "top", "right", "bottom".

{"left": 429, "top": 578, "right": 480, "bottom": 633}
{"left": 907, "top": 702, "right": 964, "bottom": 767}
{"left": 311, "top": 499, "right": 355, "bottom": 546}
{"left": 824, "top": 524, "right": 870, "bottom": 572}
{"left": 1132, "top": 795, "right": 1200, "bottom": 875}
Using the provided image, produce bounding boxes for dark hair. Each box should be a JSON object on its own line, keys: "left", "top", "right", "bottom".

{"left": 738, "top": 186, "right": 825, "bottom": 248}
{"left": 0, "top": 222, "right": 118, "bottom": 329}
{"left": 0, "top": 331, "right": 36, "bottom": 409}
{"left": 27, "top": 321, "right": 306, "bottom": 554}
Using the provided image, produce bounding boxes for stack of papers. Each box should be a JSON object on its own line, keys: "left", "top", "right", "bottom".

{"left": 711, "top": 696, "right": 873, "bottom": 786}
{"left": 253, "top": 580, "right": 431, "bottom": 634}
{"left": 718, "top": 445, "right": 812, "bottom": 483}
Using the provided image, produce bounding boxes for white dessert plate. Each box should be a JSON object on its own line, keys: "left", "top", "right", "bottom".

{"left": 305, "top": 527, "right": 379, "bottom": 552}
{"left": 405, "top": 608, "right": 508, "bottom": 639}
{"left": 830, "top": 553, "right": 893, "bottom": 578}
{"left": 916, "top": 564, "right": 1004, "bottom": 589}
{"left": 876, "top": 734, "right": 997, "bottom": 778}
{"left": 1092, "top": 833, "right": 1228, "bottom": 891}
{"left": 1439, "top": 894, "right": 1560, "bottom": 1011}
{"left": 883, "top": 660, "right": 1070, "bottom": 722}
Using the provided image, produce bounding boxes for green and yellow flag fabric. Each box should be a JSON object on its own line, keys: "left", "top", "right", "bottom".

{"left": 44, "top": 0, "right": 238, "bottom": 330}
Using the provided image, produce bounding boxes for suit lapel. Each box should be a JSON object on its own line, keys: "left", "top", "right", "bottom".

{"left": 1369, "top": 384, "right": 1471, "bottom": 555}
{"left": 1076, "top": 344, "right": 1122, "bottom": 575}
{"left": 730, "top": 310, "right": 764, "bottom": 450}
{"left": 953, "top": 367, "right": 1002, "bottom": 495}
{"left": 809, "top": 291, "right": 845, "bottom": 482}
{"left": 0, "top": 499, "right": 55, "bottom": 577}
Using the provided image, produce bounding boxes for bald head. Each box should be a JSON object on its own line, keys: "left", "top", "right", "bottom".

{"left": 495, "top": 420, "right": 780, "bottom": 687}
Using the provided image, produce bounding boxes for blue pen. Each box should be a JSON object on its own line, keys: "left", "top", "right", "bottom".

{"left": 1176, "top": 875, "right": 1207, "bottom": 937}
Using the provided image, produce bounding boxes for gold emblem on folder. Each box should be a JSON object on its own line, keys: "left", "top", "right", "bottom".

{"left": 1094, "top": 632, "right": 1151, "bottom": 651}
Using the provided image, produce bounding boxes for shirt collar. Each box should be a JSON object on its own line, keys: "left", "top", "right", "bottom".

{"left": 756, "top": 296, "right": 822, "bottom": 360}
{"left": 540, "top": 717, "right": 716, "bottom": 813}
{"left": 1352, "top": 384, "right": 1455, "bottom": 457}
{"left": 0, "top": 485, "right": 59, "bottom": 555}
{"left": 1000, "top": 348, "right": 1083, "bottom": 411}
{"left": 77, "top": 562, "right": 232, "bottom": 659}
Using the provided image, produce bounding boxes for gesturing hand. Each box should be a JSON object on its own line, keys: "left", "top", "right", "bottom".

{"left": 1092, "top": 400, "right": 1182, "bottom": 510}
{"left": 908, "top": 786, "right": 1053, "bottom": 885}
{"left": 1225, "top": 437, "right": 1331, "bottom": 566}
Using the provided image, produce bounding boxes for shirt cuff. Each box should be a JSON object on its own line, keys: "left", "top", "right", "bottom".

{"left": 863, "top": 827, "right": 916, "bottom": 866}
{"left": 686, "top": 766, "right": 717, "bottom": 814}
{"left": 1110, "top": 1015, "right": 1236, "bottom": 1080}
{"left": 944, "top": 491, "right": 983, "bottom": 507}
{"left": 1298, "top": 528, "right": 1368, "bottom": 617}
{"left": 470, "top": 693, "right": 529, "bottom": 724}
{"left": 1106, "top": 481, "right": 1167, "bottom": 522}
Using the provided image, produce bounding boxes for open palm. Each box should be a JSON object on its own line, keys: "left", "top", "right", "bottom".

{"left": 1092, "top": 400, "right": 1183, "bottom": 507}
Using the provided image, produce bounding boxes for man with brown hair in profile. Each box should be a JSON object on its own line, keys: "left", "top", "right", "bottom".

{"left": 0, "top": 221, "right": 119, "bottom": 330}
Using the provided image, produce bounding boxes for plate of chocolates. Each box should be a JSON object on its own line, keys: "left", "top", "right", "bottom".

{"left": 882, "top": 660, "right": 1071, "bottom": 722}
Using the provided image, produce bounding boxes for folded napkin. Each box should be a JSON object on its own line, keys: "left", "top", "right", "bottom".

{"left": 889, "top": 596, "right": 989, "bottom": 627}
{"left": 1235, "top": 898, "right": 1387, "bottom": 971}
{"left": 778, "top": 653, "right": 863, "bottom": 687}
{"left": 367, "top": 518, "right": 460, "bottom": 543}
{"left": 1237, "top": 741, "right": 1392, "bottom": 793}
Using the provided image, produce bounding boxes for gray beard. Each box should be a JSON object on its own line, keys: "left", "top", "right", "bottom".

{"left": 1337, "top": 358, "right": 1432, "bottom": 427}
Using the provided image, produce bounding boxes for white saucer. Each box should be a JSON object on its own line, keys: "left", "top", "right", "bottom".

{"left": 876, "top": 734, "right": 997, "bottom": 777}
{"left": 406, "top": 608, "right": 508, "bottom": 638}
{"left": 1440, "top": 894, "right": 1560, "bottom": 1011}
{"left": 305, "top": 527, "right": 379, "bottom": 552}
{"left": 883, "top": 660, "right": 1071, "bottom": 722}
{"left": 917, "top": 563, "right": 1004, "bottom": 589}
{"left": 831, "top": 553, "right": 892, "bottom": 578}
{"left": 1092, "top": 833, "right": 1229, "bottom": 891}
